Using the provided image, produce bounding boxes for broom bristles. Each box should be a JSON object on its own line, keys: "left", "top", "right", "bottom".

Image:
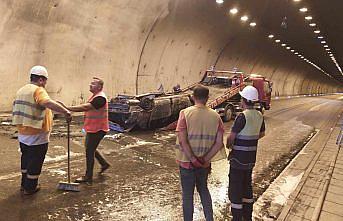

{"left": 57, "top": 182, "right": 80, "bottom": 192}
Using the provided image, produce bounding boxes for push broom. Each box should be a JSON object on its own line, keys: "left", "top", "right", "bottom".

{"left": 57, "top": 120, "right": 80, "bottom": 192}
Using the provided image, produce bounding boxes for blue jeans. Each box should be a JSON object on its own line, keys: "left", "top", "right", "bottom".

{"left": 179, "top": 166, "right": 213, "bottom": 221}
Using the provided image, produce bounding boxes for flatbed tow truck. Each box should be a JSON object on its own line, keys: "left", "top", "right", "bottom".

{"left": 108, "top": 68, "right": 272, "bottom": 130}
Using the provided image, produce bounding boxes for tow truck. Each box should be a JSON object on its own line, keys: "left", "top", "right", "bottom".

{"left": 108, "top": 68, "right": 272, "bottom": 130}
{"left": 201, "top": 69, "right": 272, "bottom": 121}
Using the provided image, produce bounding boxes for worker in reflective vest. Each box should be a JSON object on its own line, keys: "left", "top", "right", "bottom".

{"left": 226, "top": 86, "right": 265, "bottom": 221}
{"left": 12, "top": 65, "right": 71, "bottom": 195}
{"left": 60, "top": 77, "right": 110, "bottom": 184}
{"left": 176, "top": 85, "right": 227, "bottom": 221}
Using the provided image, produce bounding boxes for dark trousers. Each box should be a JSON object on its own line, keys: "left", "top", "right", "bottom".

{"left": 20, "top": 142, "right": 48, "bottom": 191}
{"left": 85, "top": 131, "right": 109, "bottom": 178}
{"left": 179, "top": 166, "right": 213, "bottom": 221}
{"left": 229, "top": 168, "right": 254, "bottom": 221}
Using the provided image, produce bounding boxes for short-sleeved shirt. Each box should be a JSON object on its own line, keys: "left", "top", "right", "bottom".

{"left": 231, "top": 113, "right": 265, "bottom": 134}
{"left": 176, "top": 110, "right": 225, "bottom": 169}
{"left": 176, "top": 111, "right": 225, "bottom": 133}
{"left": 18, "top": 87, "right": 53, "bottom": 145}
{"left": 90, "top": 96, "right": 106, "bottom": 109}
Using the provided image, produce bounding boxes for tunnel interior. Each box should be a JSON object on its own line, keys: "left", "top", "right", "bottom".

{"left": 0, "top": 0, "right": 342, "bottom": 111}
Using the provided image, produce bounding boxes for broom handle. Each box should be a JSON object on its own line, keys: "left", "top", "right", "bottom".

{"left": 67, "top": 121, "right": 71, "bottom": 183}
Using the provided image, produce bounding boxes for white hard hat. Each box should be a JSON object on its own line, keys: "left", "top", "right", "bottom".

{"left": 30, "top": 65, "right": 48, "bottom": 79}
{"left": 239, "top": 85, "right": 259, "bottom": 102}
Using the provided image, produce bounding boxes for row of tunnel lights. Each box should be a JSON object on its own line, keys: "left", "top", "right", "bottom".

{"left": 267, "top": 34, "right": 332, "bottom": 78}
{"left": 216, "top": 0, "right": 257, "bottom": 27}
{"left": 293, "top": 1, "right": 343, "bottom": 76}
{"left": 215, "top": 0, "right": 342, "bottom": 79}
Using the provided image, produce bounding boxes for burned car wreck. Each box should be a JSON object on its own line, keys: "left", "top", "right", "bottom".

{"left": 108, "top": 92, "right": 193, "bottom": 130}
{"left": 109, "top": 68, "right": 272, "bottom": 131}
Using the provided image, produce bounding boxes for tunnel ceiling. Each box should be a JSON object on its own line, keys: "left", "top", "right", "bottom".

{"left": 223, "top": 0, "right": 343, "bottom": 83}
{"left": 0, "top": 0, "right": 342, "bottom": 111}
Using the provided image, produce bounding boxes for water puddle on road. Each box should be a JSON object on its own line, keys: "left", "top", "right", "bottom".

{"left": 45, "top": 151, "right": 82, "bottom": 163}
{"left": 39, "top": 118, "right": 317, "bottom": 221}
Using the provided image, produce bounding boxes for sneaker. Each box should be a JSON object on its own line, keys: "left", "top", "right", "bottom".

{"left": 23, "top": 185, "right": 41, "bottom": 195}
{"left": 75, "top": 176, "right": 92, "bottom": 184}
{"left": 99, "top": 164, "right": 110, "bottom": 174}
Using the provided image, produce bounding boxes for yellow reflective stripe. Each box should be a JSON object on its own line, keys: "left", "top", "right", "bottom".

{"left": 242, "top": 198, "right": 254, "bottom": 203}
{"left": 188, "top": 134, "right": 216, "bottom": 140}
{"left": 13, "top": 111, "right": 44, "bottom": 121}
{"left": 27, "top": 174, "right": 39, "bottom": 179}
{"left": 14, "top": 100, "right": 45, "bottom": 110}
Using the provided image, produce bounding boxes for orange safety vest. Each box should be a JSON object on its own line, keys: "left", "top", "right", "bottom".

{"left": 84, "top": 91, "right": 109, "bottom": 133}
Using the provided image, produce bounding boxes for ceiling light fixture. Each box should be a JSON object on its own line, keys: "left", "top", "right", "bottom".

{"left": 326, "top": 48, "right": 330, "bottom": 51}
{"left": 291, "top": 49, "right": 295, "bottom": 52}
{"left": 268, "top": 34, "right": 274, "bottom": 38}
{"left": 295, "top": 52, "right": 299, "bottom": 55}
{"left": 299, "top": 7, "right": 308, "bottom": 12}
{"left": 286, "top": 47, "right": 291, "bottom": 50}
{"left": 249, "top": 22, "right": 257, "bottom": 27}
{"left": 318, "top": 36, "right": 324, "bottom": 39}
{"left": 240, "top": 15, "right": 248, "bottom": 22}
{"left": 216, "top": 0, "right": 224, "bottom": 4}
{"left": 293, "top": 0, "right": 301, "bottom": 2}
{"left": 324, "top": 45, "right": 328, "bottom": 48}
{"left": 314, "top": 30, "right": 320, "bottom": 34}
{"left": 229, "top": 8, "right": 238, "bottom": 14}
{"left": 321, "top": 41, "right": 326, "bottom": 44}
{"left": 275, "top": 39, "right": 281, "bottom": 43}
{"left": 305, "top": 16, "right": 313, "bottom": 20}
{"left": 281, "top": 43, "right": 286, "bottom": 46}
{"left": 309, "top": 23, "right": 316, "bottom": 27}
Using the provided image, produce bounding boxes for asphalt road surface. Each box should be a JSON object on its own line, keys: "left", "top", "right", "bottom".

{"left": 0, "top": 94, "right": 342, "bottom": 221}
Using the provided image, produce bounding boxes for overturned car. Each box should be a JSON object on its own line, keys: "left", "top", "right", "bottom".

{"left": 109, "top": 68, "right": 272, "bottom": 131}
{"left": 108, "top": 92, "right": 193, "bottom": 130}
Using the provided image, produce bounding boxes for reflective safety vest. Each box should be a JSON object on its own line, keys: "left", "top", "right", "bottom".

{"left": 176, "top": 105, "right": 226, "bottom": 162}
{"left": 12, "top": 84, "right": 46, "bottom": 129}
{"left": 230, "top": 109, "right": 263, "bottom": 170}
{"left": 84, "top": 91, "right": 109, "bottom": 133}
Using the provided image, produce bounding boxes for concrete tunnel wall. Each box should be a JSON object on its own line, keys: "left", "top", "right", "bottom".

{"left": 0, "top": 0, "right": 341, "bottom": 111}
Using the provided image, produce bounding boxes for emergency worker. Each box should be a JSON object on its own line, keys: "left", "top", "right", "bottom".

{"left": 12, "top": 65, "right": 71, "bottom": 195}
{"left": 226, "top": 85, "right": 265, "bottom": 221}
{"left": 176, "top": 85, "right": 226, "bottom": 221}
{"left": 61, "top": 77, "right": 110, "bottom": 184}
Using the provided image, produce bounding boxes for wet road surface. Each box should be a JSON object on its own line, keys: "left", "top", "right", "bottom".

{"left": 0, "top": 94, "right": 342, "bottom": 221}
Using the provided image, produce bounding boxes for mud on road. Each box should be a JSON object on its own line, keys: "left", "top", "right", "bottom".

{"left": 0, "top": 108, "right": 316, "bottom": 221}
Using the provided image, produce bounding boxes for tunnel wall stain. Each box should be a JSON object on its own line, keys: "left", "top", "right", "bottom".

{"left": 0, "top": 0, "right": 341, "bottom": 111}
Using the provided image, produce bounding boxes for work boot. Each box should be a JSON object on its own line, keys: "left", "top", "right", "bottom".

{"left": 75, "top": 176, "right": 92, "bottom": 184}
{"left": 23, "top": 184, "right": 41, "bottom": 195}
{"left": 99, "top": 164, "right": 110, "bottom": 174}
